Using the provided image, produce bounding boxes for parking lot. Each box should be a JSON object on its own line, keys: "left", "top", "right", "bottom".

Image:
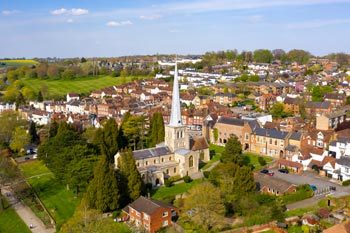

{"left": 269, "top": 168, "right": 350, "bottom": 198}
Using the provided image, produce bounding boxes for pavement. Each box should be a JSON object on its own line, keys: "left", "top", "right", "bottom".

{"left": 1, "top": 186, "right": 55, "bottom": 233}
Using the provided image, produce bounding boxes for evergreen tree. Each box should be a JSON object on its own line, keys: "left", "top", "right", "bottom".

{"left": 86, "top": 155, "right": 120, "bottom": 212}
{"left": 100, "top": 119, "right": 119, "bottom": 163}
{"left": 37, "top": 90, "right": 43, "bottom": 102}
{"left": 221, "top": 135, "right": 244, "bottom": 165}
{"left": 118, "top": 150, "right": 144, "bottom": 204}
{"left": 149, "top": 112, "right": 165, "bottom": 147}
{"left": 29, "top": 121, "right": 39, "bottom": 144}
{"left": 49, "top": 121, "right": 59, "bottom": 138}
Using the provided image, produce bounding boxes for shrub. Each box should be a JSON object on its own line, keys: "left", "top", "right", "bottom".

{"left": 343, "top": 180, "right": 350, "bottom": 186}
{"left": 258, "top": 157, "right": 267, "bottom": 166}
{"left": 164, "top": 179, "right": 173, "bottom": 187}
{"left": 203, "top": 171, "right": 210, "bottom": 178}
{"left": 183, "top": 175, "right": 192, "bottom": 183}
{"left": 169, "top": 175, "right": 182, "bottom": 183}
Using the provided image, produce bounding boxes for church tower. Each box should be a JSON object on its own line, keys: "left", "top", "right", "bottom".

{"left": 164, "top": 61, "right": 188, "bottom": 152}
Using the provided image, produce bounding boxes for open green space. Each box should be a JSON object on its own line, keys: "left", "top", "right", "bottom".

{"left": 0, "top": 197, "right": 31, "bottom": 233}
{"left": 20, "top": 75, "right": 149, "bottom": 99}
{"left": 151, "top": 179, "right": 204, "bottom": 203}
{"left": 243, "top": 152, "right": 274, "bottom": 171}
{"left": 19, "top": 160, "right": 80, "bottom": 229}
{"left": 0, "top": 59, "right": 38, "bottom": 67}
{"left": 201, "top": 144, "right": 225, "bottom": 170}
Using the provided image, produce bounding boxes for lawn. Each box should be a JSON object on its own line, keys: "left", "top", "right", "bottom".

{"left": 201, "top": 144, "right": 225, "bottom": 170}
{"left": 0, "top": 198, "right": 31, "bottom": 233}
{"left": 243, "top": 152, "right": 274, "bottom": 171}
{"left": 151, "top": 179, "right": 204, "bottom": 203}
{"left": 19, "top": 160, "right": 80, "bottom": 229}
{"left": 0, "top": 59, "right": 38, "bottom": 67}
{"left": 20, "top": 75, "right": 149, "bottom": 99}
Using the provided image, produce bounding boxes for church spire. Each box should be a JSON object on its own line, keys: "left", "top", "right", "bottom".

{"left": 169, "top": 60, "right": 182, "bottom": 127}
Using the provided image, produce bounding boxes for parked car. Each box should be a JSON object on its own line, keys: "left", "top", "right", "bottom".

{"left": 278, "top": 168, "right": 289, "bottom": 174}
{"left": 267, "top": 171, "right": 274, "bottom": 176}
{"left": 329, "top": 186, "right": 336, "bottom": 191}
{"left": 24, "top": 157, "right": 30, "bottom": 161}
{"left": 260, "top": 169, "right": 269, "bottom": 174}
{"left": 309, "top": 185, "right": 317, "bottom": 191}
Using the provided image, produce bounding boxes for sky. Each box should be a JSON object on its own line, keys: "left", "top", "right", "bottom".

{"left": 1, "top": 0, "right": 350, "bottom": 58}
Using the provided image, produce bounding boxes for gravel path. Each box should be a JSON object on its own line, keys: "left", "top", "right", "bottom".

{"left": 1, "top": 187, "right": 55, "bottom": 233}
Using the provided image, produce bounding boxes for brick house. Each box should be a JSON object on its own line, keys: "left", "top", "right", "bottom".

{"left": 305, "top": 101, "right": 332, "bottom": 116}
{"left": 123, "top": 196, "right": 177, "bottom": 233}
{"left": 283, "top": 97, "right": 300, "bottom": 115}
{"left": 324, "top": 93, "right": 346, "bottom": 108}
{"left": 213, "top": 116, "right": 245, "bottom": 145}
{"left": 255, "top": 173, "right": 297, "bottom": 195}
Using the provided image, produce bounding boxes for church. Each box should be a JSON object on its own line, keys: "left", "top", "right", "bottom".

{"left": 114, "top": 63, "right": 210, "bottom": 186}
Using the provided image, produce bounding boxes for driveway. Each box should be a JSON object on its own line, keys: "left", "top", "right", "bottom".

{"left": 270, "top": 169, "right": 350, "bottom": 198}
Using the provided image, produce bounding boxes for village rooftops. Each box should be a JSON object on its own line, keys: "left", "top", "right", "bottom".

{"left": 253, "top": 127, "right": 289, "bottom": 139}
{"left": 305, "top": 101, "right": 331, "bottom": 109}
{"left": 175, "top": 148, "right": 191, "bottom": 156}
{"left": 336, "top": 156, "right": 350, "bottom": 167}
{"left": 254, "top": 173, "right": 297, "bottom": 194}
{"left": 217, "top": 116, "right": 245, "bottom": 126}
{"left": 132, "top": 146, "right": 171, "bottom": 160}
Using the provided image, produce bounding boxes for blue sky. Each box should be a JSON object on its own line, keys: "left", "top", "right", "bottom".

{"left": 1, "top": 0, "right": 350, "bottom": 58}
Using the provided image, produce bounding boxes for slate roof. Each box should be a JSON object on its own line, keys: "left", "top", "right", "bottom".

{"left": 336, "top": 156, "right": 350, "bottom": 167}
{"left": 290, "top": 132, "right": 302, "bottom": 141}
{"left": 217, "top": 116, "right": 245, "bottom": 126}
{"left": 126, "top": 196, "right": 174, "bottom": 215}
{"left": 305, "top": 101, "right": 331, "bottom": 109}
{"left": 253, "top": 128, "right": 289, "bottom": 139}
{"left": 133, "top": 146, "right": 171, "bottom": 160}
{"left": 284, "top": 97, "right": 300, "bottom": 105}
{"left": 175, "top": 148, "right": 191, "bottom": 156}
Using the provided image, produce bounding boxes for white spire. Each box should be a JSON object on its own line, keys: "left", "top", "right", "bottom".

{"left": 169, "top": 60, "right": 182, "bottom": 127}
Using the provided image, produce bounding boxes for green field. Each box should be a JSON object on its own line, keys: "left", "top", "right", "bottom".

{"left": 0, "top": 59, "right": 38, "bottom": 67}
{"left": 243, "top": 152, "right": 274, "bottom": 171}
{"left": 19, "top": 161, "right": 80, "bottom": 229}
{"left": 0, "top": 198, "right": 31, "bottom": 233}
{"left": 21, "top": 75, "right": 148, "bottom": 99}
{"left": 151, "top": 179, "right": 204, "bottom": 203}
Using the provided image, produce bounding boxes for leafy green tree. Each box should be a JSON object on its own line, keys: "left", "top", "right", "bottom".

{"left": 221, "top": 135, "right": 243, "bottom": 165}
{"left": 117, "top": 150, "right": 144, "bottom": 204}
{"left": 0, "top": 111, "right": 26, "bottom": 145}
{"left": 66, "top": 157, "right": 96, "bottom": 194}
{"left": 149, "top": 112, "right": 165, "bottom": 147}
{"left": 287, "top": 49, "right": 311, "bottom": 64}
{"left": 86, "top": 155, "right": 120, "bottom": 212}
{"left": 270, "top": 102, "right": 291, "bottom": 118}
{"left": 47, "top": 64, "right": 60, "bottom": 79}
{"left": 253, "top": 49, "right": 273, "bottom": 63}
{"left": 311, "top": 85, "right": 333, "bottom": 102}
{"left": 99, "top": 119, "right": 119, "bottom": 163}
{"left": 37, "top": 91, "right": 43, "bottom": 102}
{"left": 21, "top": 87, "right": 35, "bottom": 100}
{"left": 10, "top": 127, "right": 30, "bottom": 153}
{"left": 182, "top": 182, "right": 225, "bottom": 232}
{"left": 36, "top": 63, "right": 48, "bottom": 79}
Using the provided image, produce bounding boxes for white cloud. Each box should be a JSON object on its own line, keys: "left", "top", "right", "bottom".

{"left": 287, "top": 19, "right": 350, "bottom": 29}
{"left": 2, "top": 10, "right": 19, "bottom": 16}
{"left": 51, "top": 8, "right": 89, "bottom": 16}
{"left": 51, "top": 8, "right": 68, "bottom": 15}
{"left": 67, "top": 19, "right": 74, "bottom": 23}
{"left": 140, "top": 14, "right": 162, "bottom": 20}
{"left": 106, "top": 20, "right": 133, "bottom": 27}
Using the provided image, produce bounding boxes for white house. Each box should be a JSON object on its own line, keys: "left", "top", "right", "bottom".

{"left": 329, "top": 139, "right": 350, "bottom": 159}
{"left": 0, "top": 102, "right": 16, "bottom": 112}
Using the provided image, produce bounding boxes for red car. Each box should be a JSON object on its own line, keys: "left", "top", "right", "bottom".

{"left": 267, "top": 171, "right": 274, "bottom": 176}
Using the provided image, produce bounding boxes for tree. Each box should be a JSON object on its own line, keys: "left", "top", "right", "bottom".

{"left": 99, "top": 119, "right": 119, "bottom": 163}
{"left": 29, "top": 121, "right": 39, "bottom": 144}
{"left": 0, "top": 111, "right": 26, "bottom": 145}
{"left": 61, "top": 68, "right": 76, "bottom": 80}
{"left": 182, "top": 182, "right": 225, "bottom": 232}
{"left": 149, "top": 112, "right": 165, "bottom": 147}
{"left": 66, "top": 157, "right": 96, "bottom": 194}
{"left": 47, "top": 65, "right": 60, "bottom": 79}
{"left": 311, "top": 85, "right": 333, "bottom": 102}
{"left": 270, "top": 102, "right": 291, "bottom": 119}
{"left": 86, "top": 155, "right": 120, "bottom": 212}
{"left": 21, "top": 87, "right": 35, "bottom": 100}
{"left": 287, "top": 49, "right": 311, "bottom": 64}
{"left": 117, "top": 150, "right": 144, "bottom": 205}
{"left": 272, "top": 49, "right": 286, "bottom": 61}
{"left": 37, "top": 91, "right": 43, "bottom": 102}
{"left": 253, "top": 49, "right": 273, "bottom": 63}
{"left": 221, "top": 135, "right": 244, "bottom": 165}
{"left": 10, "top": 127, "right": 30, "bottom": 153}
{"left": 36, "top": 63, "right": 48, "bottom": 78}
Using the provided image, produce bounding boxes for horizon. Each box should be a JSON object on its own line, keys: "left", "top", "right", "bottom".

{"left": 2, "top": 0, "right": 350, "bottom": 57}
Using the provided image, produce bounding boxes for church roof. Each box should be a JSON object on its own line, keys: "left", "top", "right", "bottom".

{"left": 133, "top": 146, "right": 171, "bottom": 160}
{"left": 175, "top": 148, "right": 191, "bottom": 156}
{"left": 169, "top": 62, "right": 183, "bottom": 127}
{"left": 191, "top": 136, "right": 209, "bottom": 151}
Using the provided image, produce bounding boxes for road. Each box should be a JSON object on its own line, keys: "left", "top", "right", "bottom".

{"left": 15, "top": 154, "right": 37, "bottom": 163}
{"left": 1, "top": 187, "right": 55, "bottom": 233}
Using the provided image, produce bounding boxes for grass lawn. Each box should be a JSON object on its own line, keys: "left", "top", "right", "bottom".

{"left": 201, "top": 144, "right": 225, "bottom": 170}
{"left": 20, "top": 75, "right": 149, "bottom": 99}
{"left": 19, "top": 160, "right": 80, "bottom": 229}
{"left": 151, "top": 179, "right": 204, "bottom": 203}
{"left": 243, "top": 152, "right": 273, "bottom": 171}
{"left": 0, "top": 59, "right": 38, "bottom": 67}
{"left": 0, "top": 198, "right": 31, "bottom": 233}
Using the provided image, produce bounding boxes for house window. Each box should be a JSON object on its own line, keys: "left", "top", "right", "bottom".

{"left": 162, "top": 220, "right": 168, "bottom": 227}
{"left": 245, "top": 133, "right": 249, "bottom": 140}
{"left": 345, "top": 167, "right": 349, "bottom": 173}
{"left": 269, "top": 139, "right": 272, "bottom": 144}
{"left": 161, "top": 158, "right": 164, "bottom": 162}
{"left": 275, "top": 140, "right": 277, "bottom": 146}
{"left": 169, "top": 156, "right": 172, "bottom": 161}
{"left": 163, "top": 211, "right": 168, "bottom": 217}
{"left": 189, "top": 156, "right": 194, "bottom": 168}
{"left": 145, "top": 161, "right": 148, "bottom": 166}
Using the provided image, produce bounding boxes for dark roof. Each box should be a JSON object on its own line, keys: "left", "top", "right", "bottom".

{"left": 133, "top": 146, "right": 171, "bottom": 160}
{"left": 255, "top": 173, "right": 296, "bottom": 193}
{"left": 305, "top": 101, "right": 331, "bottom": 109}
{"left": 217, "top": 116, "right": 244, "bottom": 126}
{"left": 336, "top": 156, "right": 350, "bottom": 167}
{"left": 324, "top": 93, "right": 345, "bottom": 100}
{"left": 290, "top": 132, "right": 302, "bottom": 141}
{"left": 128, "top": 196, "right": 174, "bottom": 215}
{"left": 191, "top": 136, "right": 209, "bottom": 151}
{"left": 253, "top": 128, "right": 289, "bottom": 139}
{"left": 284, "top": 97, "right": 300, "bottom": 105}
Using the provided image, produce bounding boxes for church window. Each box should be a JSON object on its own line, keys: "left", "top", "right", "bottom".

{"left": 161, "top": 158, "right": 164, "bottom": 162}
{"left": 169, "top": 156, "right": 172, "bottom": 161}
{"left": 189, "top": 156, "right": 194, "bottom": 168}
{"left": 154, "top": 159, "right": 156, "bottom": 164}
{"left": 174, "top": 167, "right": 176, "bottom": 173}
{"left": 177, "top": 132, "right": 179, "bottom": 139}
{"left": 146, "top": 161, "right": 148, "bottom": 166}
{"left": 166, "top": 169, "right": 169, "bottom": 174}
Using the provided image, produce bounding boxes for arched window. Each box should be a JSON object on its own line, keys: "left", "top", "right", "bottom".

{"left": 189, "top": 156, "right": 194, "bottom": 168}
{"left": 181, "top": 131, "right": 183, "bottom": 138}
{"left": 161, "top": 158, "right": 164, "bottom": 163}
{"left": 177, "top": 132, "right": 180, "bottom": 139}
{"left": 166, "top": 169, "right": 169, "bottom": 174}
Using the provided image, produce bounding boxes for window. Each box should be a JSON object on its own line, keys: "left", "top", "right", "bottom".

{"left": 154, "top": 159, "right": 156, "bottom": 164}
{"left": 166, "top": 169, "right": 169, "bottom": 174}
{"left": 162, "top": 220, "right": 168, "bottom": 227}
{"left": 269, "top": 138, "right": 272, "bottom": 144}
{"left": 163, "top": 211, "right": 168, "bottom": 217}
{"left": 161, "top": 158, "right": 164, "bottom": 163}
{"left": 245, "top": 133, "right": 249, "bottom": 140}
{"left": 345, "top": 167, "right": 349, "bottom": 173}
{"left": 137, "top": 163, "right": 139, "bottom": 167}
{"left": 145, "top": 161, "right": 148, "bottom": 166}
{"left": 189, "top": 156, "right": 194, "bottom": 168}
{"left": 174, "top": 167, "right": 176, "bottom": 173}
{"left": 274, "top": 140, "right": 277, "bottom": 146}
{"left": 169, "top": 156, "right": 172, "bottom": 161}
